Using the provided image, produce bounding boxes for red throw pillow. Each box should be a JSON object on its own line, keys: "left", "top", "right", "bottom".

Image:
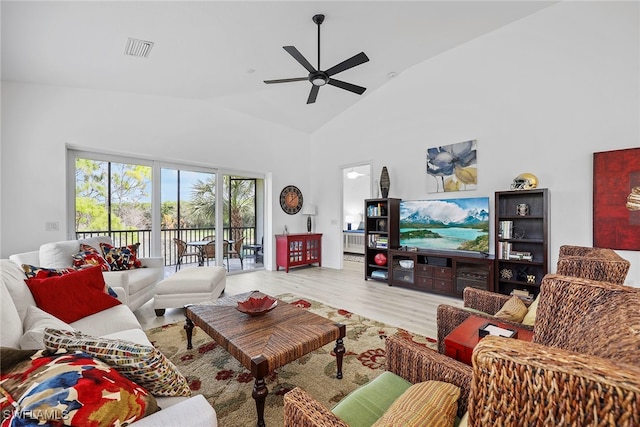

{"left": 25, "top": 266, "right": 121, "bottom": 323}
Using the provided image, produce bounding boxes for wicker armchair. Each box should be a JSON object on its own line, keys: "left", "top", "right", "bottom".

{"left": 556, "top": 244, "right": 630, "bottom": 284}
{"left": 468, "top": 274, "right": 640, "bottom": 426}
{"left": 284, "top": 335, "right": 472, "bottom": 425}
{"left": 284, "top": 275, "right": 640, "bottom": 426}
{"left": 437, "top": 245, "right": 631, "bottom": 354}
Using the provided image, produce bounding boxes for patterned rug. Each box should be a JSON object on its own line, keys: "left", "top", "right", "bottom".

{"left": 343, "top": 253, "right": 365, "bottom": 263}
{"left": 145, "top": 293, "right": 437, "bottom": 427}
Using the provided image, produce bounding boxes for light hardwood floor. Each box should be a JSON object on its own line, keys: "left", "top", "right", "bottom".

{"left": 135, "top": 261, "right": 464, "bottom": 339}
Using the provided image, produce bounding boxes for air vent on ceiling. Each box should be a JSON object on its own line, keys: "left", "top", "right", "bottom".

{"left": 124, "top": 38, "right": 154, "bottom": 58}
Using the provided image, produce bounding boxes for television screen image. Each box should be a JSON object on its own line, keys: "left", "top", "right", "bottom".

{"left": 399, "top": 197, "right": 490, "bottom": 253}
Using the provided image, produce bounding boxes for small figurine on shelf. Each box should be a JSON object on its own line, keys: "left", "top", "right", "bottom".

{"left": 517, "top": 266, "right": 528, "bottom": 282}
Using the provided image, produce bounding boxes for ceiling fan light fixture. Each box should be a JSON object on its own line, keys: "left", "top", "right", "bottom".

{"left": 312, "top": 76, "right": 327, "bottom": 86}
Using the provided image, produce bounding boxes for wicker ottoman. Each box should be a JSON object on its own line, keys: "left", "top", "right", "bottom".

{"left": 153, "top": 266, "right": 226, "bottom": 316}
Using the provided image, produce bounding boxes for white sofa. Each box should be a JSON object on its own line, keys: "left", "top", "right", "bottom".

{"left": 0, "top": 258, "right": 217, "bottom": 426}
{"left": 9, "top": 236, "right": 163, "bottom": 311}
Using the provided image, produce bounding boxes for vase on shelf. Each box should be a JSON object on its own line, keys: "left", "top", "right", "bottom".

{"left": 380, "top": 166, "right": 390, "bottom": 198}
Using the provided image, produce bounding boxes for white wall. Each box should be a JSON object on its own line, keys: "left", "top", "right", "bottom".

{"left": 310, "top": 1, "right": 640, "bottom": 286}
{"left": 0, "top": 82, "right": 312, "bottom": 267}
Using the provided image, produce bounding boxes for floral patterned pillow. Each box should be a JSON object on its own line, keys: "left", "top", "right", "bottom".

{"left": 100, "top": 242, "right": 142, "bottom": 271}
{"left": 72, "top": 243, "right": 111, "bottom": 271}
{"left": 44, "top": 328, "right": 191, "bottom": 397}
{"left": 0, "top": 350, "right": 158, "bottom": 426}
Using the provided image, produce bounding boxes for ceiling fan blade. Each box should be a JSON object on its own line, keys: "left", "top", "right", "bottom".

{"left": 325, "top": 52, "right": 369, "bottom": 77}
{"left": 283, "top": 46, "right": 316, "bottom": 73}
{"left": 327, "top": 78, "right": 366, "bottom": 95}
{"left": 307, "top": 85, "right": 320, "bottom": 104}
{"left": 264, "top": 77, "right": 308, "bottom": 84}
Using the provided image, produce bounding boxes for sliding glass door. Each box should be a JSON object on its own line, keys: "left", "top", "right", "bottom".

{"left": 160, "top": 168, "right": 216, "bottom": 266}
{"left": 70, "top": 149, "right": 264, "bottom": 272}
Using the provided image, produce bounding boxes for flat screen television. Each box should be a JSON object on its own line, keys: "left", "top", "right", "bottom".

{"left": 399, "top": 197, "right": 490, "bottom": 253}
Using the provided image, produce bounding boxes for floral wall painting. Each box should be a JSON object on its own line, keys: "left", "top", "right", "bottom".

{"left": 593, "top": 147, "right": 640, "bottom": 251}
{"left": 426, "top": 139, "right": 478, "bottom": 192}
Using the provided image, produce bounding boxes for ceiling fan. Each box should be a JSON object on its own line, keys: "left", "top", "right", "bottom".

{"left": 264, "top": 14, "right": 369, "bottom": 104}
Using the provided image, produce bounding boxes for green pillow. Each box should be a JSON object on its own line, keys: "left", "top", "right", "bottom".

{"left": 331, "top": 371, "right": 412, "bottom": 427}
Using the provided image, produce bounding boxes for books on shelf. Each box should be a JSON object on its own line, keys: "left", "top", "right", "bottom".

{"left": 499, "top": 221, "right": 513, "bottom": 239}
{"left": 497, "top": 242, "right": 512, "bottom": 260}
{"left": 367, "top": 203, "right": 387, "bottom": 217}
{"left": 368, "top": 235, "right": 388, "bottom": 249}
{"left": 508, "top": 251, "right": 533, "bottom": 261}
{"left": 498, "top": 242, "right": 533, "bottom": 261}
{"left": 376, "top": 237, "right": 388, "bottom": 249}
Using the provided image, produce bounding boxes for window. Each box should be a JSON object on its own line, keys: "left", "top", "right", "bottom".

{"left": 74, "top": 156, "right": 152, "bottom": 255}
{"left": 69, "top": 149, "right": 264, "bottom": 271}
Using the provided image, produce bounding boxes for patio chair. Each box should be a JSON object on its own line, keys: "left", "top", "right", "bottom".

{"left": 173, "top": 238, "right": 200, "bottom": 271}
{"left": 223, "top": 237, "right": 244, "bottom": 271}
{"left": 283, "top": 274, "right": 640, "bottom": 426}
{"left": 243, "top": 236, "right": 263, "bottom": 265}
{"left": 202, "top": 235, "right": 216, "bottom": 266}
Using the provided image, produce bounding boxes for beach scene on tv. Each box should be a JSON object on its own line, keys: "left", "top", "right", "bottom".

{"left": 399, "top": 197, "right": 490, "bottom": 253}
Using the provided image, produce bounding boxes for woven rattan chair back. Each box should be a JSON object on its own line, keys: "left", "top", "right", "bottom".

{"left": 556, "top": 245, "right": 630, "bottom": 284}
{"left": 533, "top": 274, "right": 640, "bottom": 365}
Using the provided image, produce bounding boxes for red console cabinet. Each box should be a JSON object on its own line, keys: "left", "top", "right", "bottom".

{"left": 276, "top": 233, "right": 322, "bottom": 273}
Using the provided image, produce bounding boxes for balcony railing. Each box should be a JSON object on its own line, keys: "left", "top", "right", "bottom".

{"left": 76, "top": 227, "right": 257, "bottom": 266}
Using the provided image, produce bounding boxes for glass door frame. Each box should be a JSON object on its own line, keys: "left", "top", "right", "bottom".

{"left": 67, "top": 149, "right": 266, "bottom": 271}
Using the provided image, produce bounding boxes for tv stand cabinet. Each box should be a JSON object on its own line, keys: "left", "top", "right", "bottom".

{"left": 388, "top": 248, "right": 494, "bottom": 298}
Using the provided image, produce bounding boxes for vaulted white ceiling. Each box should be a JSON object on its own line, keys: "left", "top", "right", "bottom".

{"left": 1, "top": 1, "right": 555, "bottom": 133}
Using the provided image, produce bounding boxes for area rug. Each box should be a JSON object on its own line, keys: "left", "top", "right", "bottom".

{"left": 145, "top": 293, "right": 437, "bottom": 427}
{"left": 343, "top": 253, "right": 365, "bottom": 263}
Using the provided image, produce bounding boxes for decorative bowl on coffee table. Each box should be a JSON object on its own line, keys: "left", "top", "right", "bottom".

{"left": 237, "top": 294, "right": 278, "bottom": 316}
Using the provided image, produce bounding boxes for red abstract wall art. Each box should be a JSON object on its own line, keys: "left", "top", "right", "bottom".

{"left": 593, "top": 147, "right": 640, "bottom": 250}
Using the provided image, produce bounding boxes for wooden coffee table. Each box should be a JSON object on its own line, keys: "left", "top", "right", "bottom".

{"left": 185, "top": 291, "right": 346, "bottom": 427}
{"left": 444, "top": 315, "right": 533, "bottom": 366}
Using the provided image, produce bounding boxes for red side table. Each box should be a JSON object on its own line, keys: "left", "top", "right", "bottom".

{"left": 444, "top": 315, "right": 534, "bottom": 366}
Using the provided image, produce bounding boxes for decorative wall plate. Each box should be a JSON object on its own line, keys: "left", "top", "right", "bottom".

{"left": 279, "top": 185, "right": 303, "bottom": 215}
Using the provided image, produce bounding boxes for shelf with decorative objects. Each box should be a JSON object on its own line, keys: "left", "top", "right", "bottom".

{"left": 494, "top": 187, "right": 549, "bottom": 299}
{"left": 364, "top": 198, "right": 400, "bottom": 282}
